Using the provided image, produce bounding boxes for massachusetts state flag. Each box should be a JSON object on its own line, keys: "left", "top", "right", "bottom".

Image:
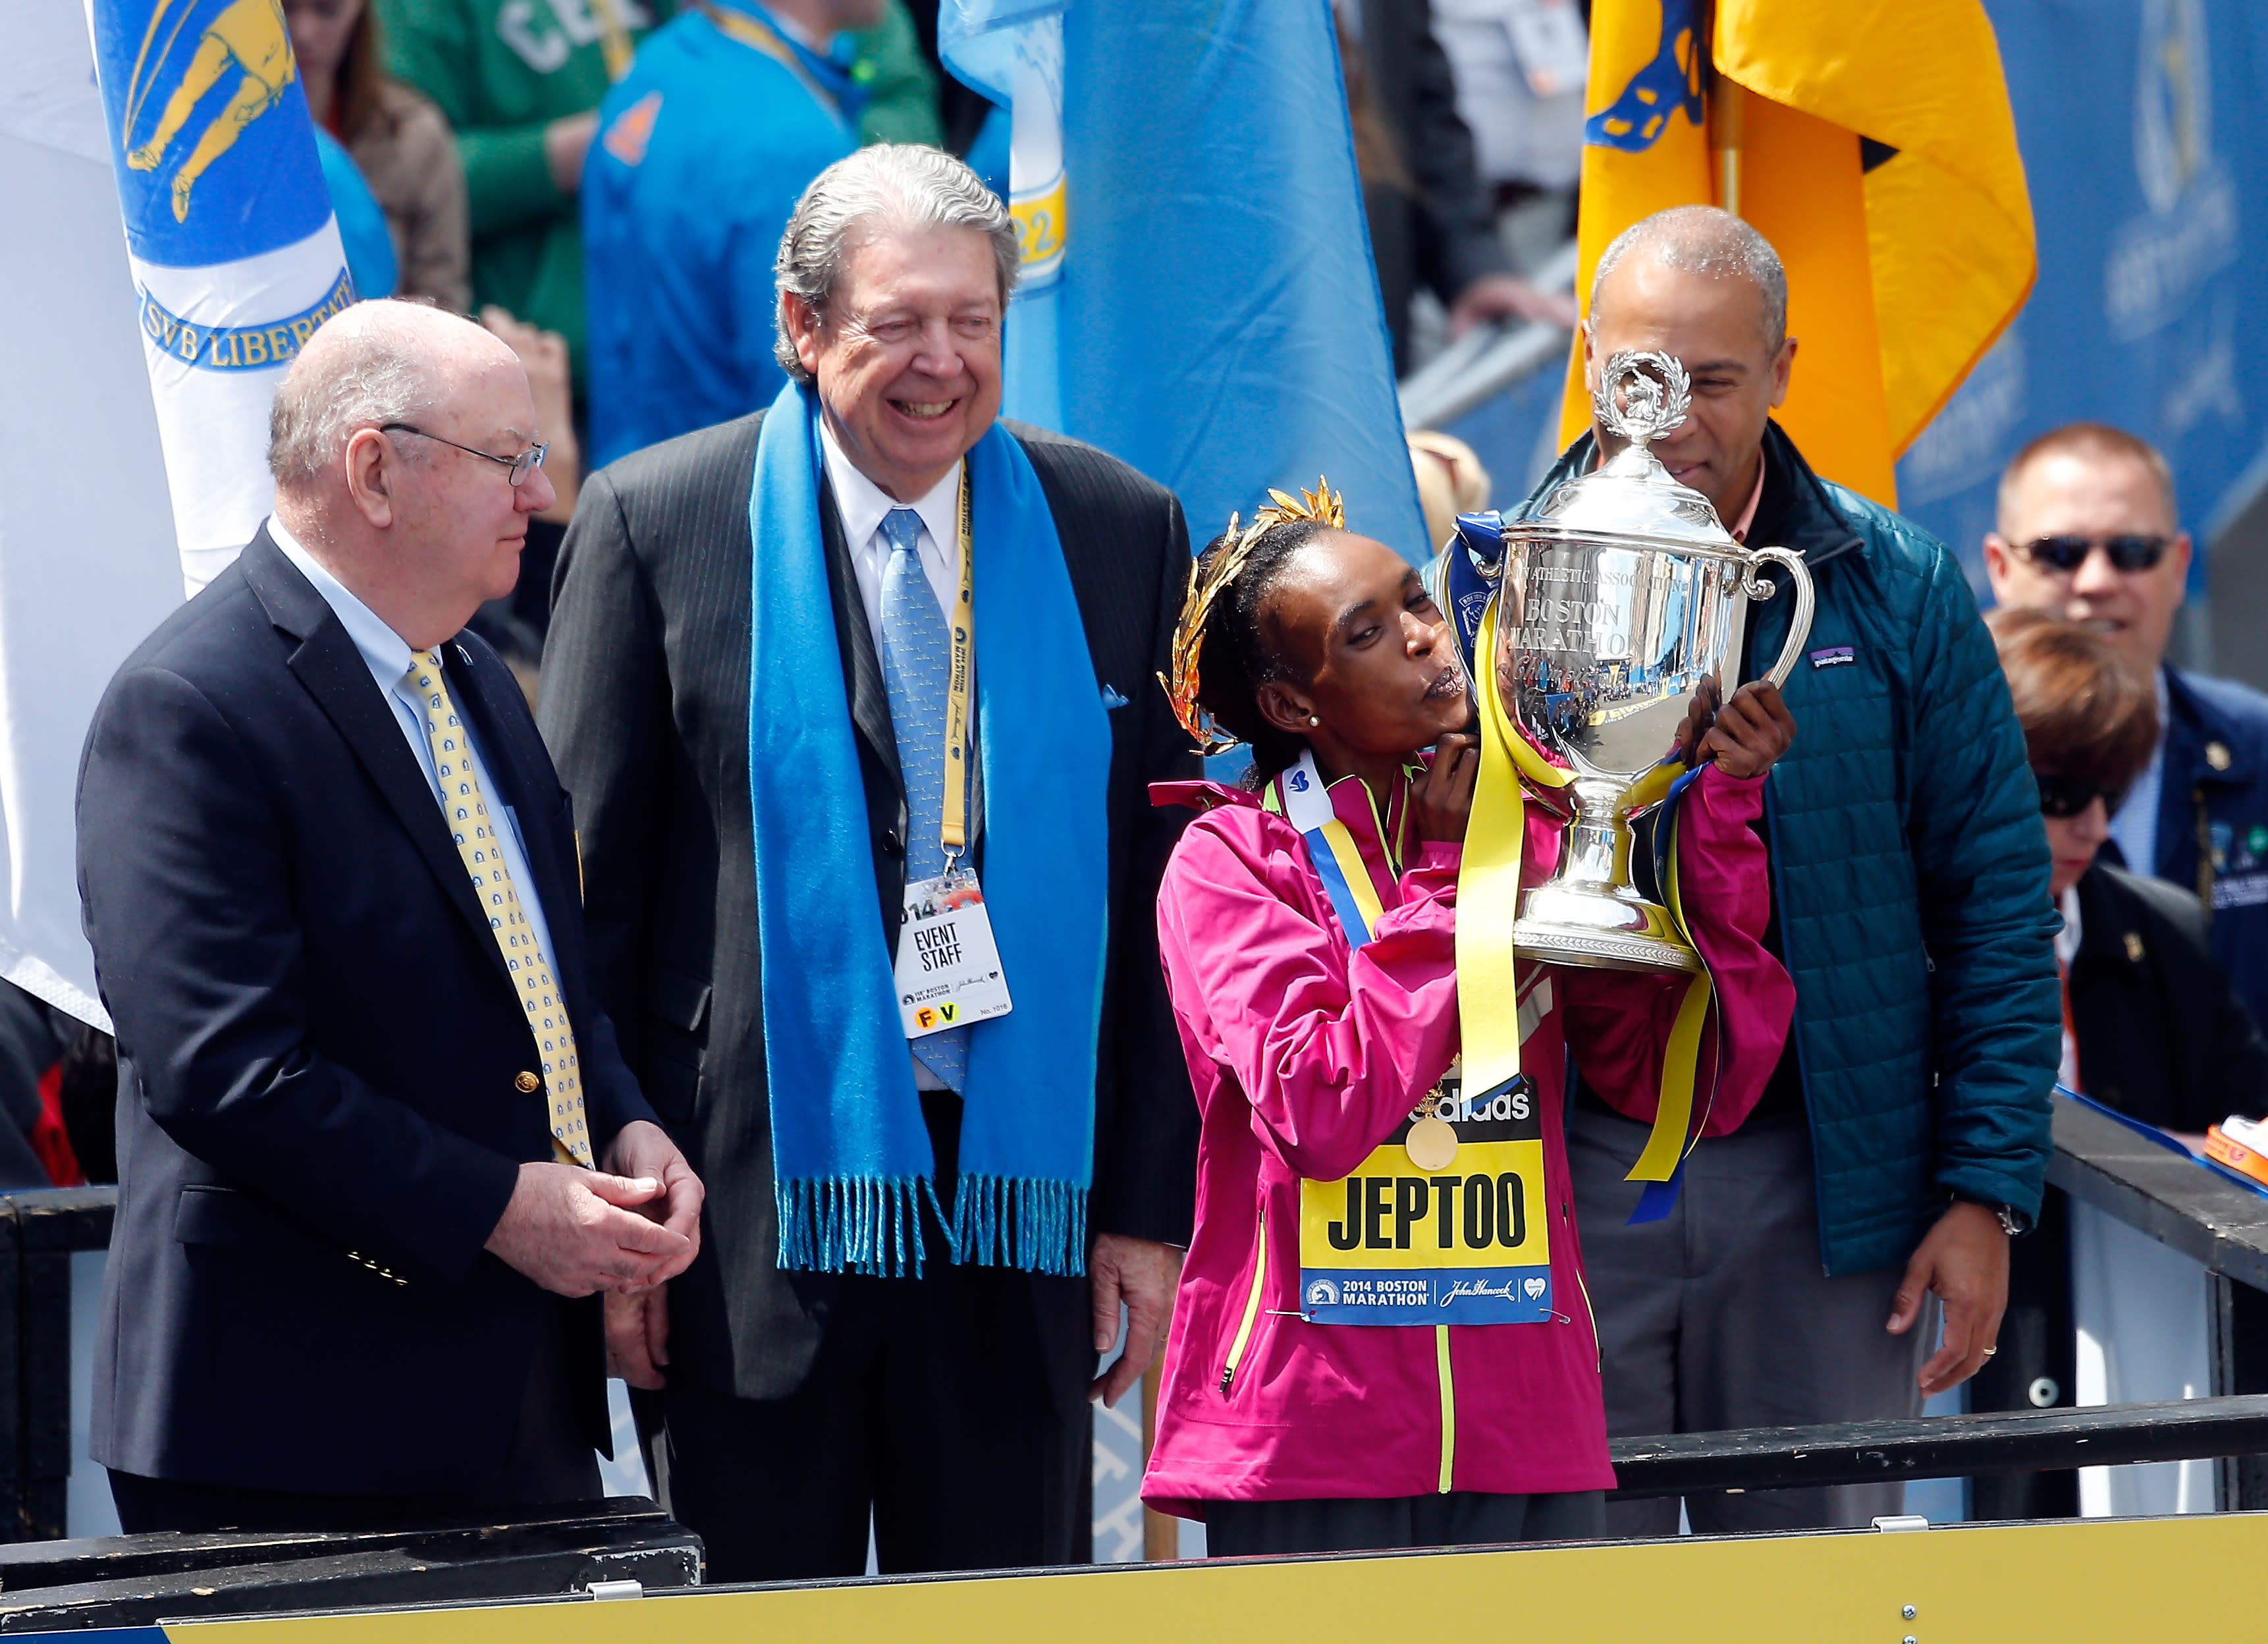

{"left": 90, "top": 0, "right": 356, "bottom": 589}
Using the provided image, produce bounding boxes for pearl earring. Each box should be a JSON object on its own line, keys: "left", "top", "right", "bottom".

{"left": 1309, "top": 715, "right": 1320, "bottom": 726}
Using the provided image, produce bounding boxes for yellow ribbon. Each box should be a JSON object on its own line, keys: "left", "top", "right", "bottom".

{"left": 1457, "top": 601, "right": 1528, "bottom": 1100}
{"left": 1626, "top": 770, "right": 1714, "bottom": 1184}
{"left": 1464, "top": 597, "right": 1712, "bottom": 1185}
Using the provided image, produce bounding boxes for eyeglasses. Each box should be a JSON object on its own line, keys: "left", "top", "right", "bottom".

{"left": 381, "top": 424, "right": 549, "bottom": 487}
{"left": 2034, "top": 771, "right": 2124, "bottom": 819}
{"left": 2018, "top": 534, "right": 2171, "bottom": 574}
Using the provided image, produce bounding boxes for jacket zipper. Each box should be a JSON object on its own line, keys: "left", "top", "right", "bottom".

{"left": 1218, "top": 1208, "right": 1267, "bottom": 1396}
{"left": 1564, "top": 1199, "right": 1601, "bottom": 1373}
{"left": 1434, "top": 1324, "right": 1455, "bottom": 1493}
{"left": 1574, "top": 1268, "right": 1601, "bottom": 1373}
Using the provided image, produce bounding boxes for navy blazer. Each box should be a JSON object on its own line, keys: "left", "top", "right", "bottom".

{"left": 541, "top": 413, "right": 1201, "bottom": 1411}
{"left": 76, "top": 529, "right": 656, "bottom": 1494}
{"left": 2130, "top": 666, "right": 2268, "bottom": 1046}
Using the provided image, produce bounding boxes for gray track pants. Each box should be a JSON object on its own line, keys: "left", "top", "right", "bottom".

{"left": 1567, "top": 1106, "right": 1930, "bottom": 1536}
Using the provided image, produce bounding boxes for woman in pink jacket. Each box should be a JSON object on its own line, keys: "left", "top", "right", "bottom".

{"left": 1142, "top": 486, "right": 1796, "bottom": 1556}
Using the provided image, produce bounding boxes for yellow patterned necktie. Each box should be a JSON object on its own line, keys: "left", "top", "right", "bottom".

{"left": 406, "top": 649, "right": 594, "bottom": 1168}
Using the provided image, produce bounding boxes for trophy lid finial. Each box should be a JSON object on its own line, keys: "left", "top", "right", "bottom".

{"left": 1531, "top": 348, "right": 1731, "bottom": 545}
{"left": 1591, "top": 350, "right": 1692, "bottom": 453}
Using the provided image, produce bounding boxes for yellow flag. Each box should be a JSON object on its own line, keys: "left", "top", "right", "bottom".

{"left": 1558, "top": 0, "right": 1711, "bottom": 458}
{"left": 1562, "top": 0, "right": 2036, "bottom": 508}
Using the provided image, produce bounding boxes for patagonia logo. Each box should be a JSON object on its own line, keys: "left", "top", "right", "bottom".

{"left": 1809, "top": 645, "right": 1855, "bottom": 669}
{"left": 136, "top": 268, "right": 358, "bottom": 371}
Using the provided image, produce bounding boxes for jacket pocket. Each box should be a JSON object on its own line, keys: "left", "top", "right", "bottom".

{"left": 1218, "top": 1207, "right": 1268, "bottom": 1398}
{"left": 643, "top": 965, "right": 712, "bottom": 1123}
{"left": 173, "top": 1185, "right": 327, "bottom": 1252}
{"left": 649, "top": 965, "right": 712, "bottom": 1034}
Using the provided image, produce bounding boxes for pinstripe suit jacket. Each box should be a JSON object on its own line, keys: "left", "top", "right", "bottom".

{"left": 539, "top": 411, "right": 1200, "bottom": 1407}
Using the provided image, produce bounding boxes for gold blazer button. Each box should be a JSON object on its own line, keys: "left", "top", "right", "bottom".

{"left": 514, "top": 1071, "right": 541, "bottom": 1093}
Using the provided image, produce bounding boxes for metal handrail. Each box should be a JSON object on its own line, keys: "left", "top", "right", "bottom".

{"left": 2044, "top": 1093, "right": 2268, "bottom": 1289}
{"left": 1397, "top": 240, "right": 1579, "bottom": 433}
{"left": 18, "top": 1091, "right": 2268, "bottom": 1527}
{"left": 1610, "top": 1394, "right": 2268, "bottom": 1499}
{"left": 1600, "top": 1093, "right": 2268, "bottom": 1503}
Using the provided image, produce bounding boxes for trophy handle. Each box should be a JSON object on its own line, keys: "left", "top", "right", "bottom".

{"left": 1744, "top": 546, "right": 1817, "bottom": 690}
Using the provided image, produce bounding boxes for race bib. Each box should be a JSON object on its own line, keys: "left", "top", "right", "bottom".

{"left": 893, "top": 869, "right": 1013, "bottom": 1038}
{"left": 1297, "top": 1070, "right": 1552, "bottom": 1326}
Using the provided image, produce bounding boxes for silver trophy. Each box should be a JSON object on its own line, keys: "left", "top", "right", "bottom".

{"left": 1484, "top": 350, "right": 1816, "bottom": 973}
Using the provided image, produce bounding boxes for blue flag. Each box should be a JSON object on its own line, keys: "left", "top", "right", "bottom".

{"left": 90, "top": 0, "right": 356, "bottom": 589}
{"left": 941, "top": 0, "right": 1427, "bottom": 561}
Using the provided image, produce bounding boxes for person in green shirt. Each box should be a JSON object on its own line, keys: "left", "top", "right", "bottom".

{"left": 375, "top": 0, "right": 661, "bottom": 390}
{"left": 848, "top": 0, "right": 939, "bottom": 148}
{"left": 379, "top": 0, "right": 935, "bottom": 402}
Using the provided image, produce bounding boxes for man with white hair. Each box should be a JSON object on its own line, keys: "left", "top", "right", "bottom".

{"left": 1521, "top": 206, "right": 2059, "bottom": 1535}
{"left": 541, "top": 144, "right": 1199, "bottom": 1579}
{"left": 77, "top": 299, "right": 703, "bottom": 1532}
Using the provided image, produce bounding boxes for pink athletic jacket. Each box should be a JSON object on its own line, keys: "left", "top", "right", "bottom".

{"left": 1141, "top": 763, "right": 1795, "bottom": 1516}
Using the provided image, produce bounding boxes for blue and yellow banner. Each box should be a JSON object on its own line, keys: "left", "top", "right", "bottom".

{"left": 138, "top": 268, "right": 354, "bottom": 371}
{"left": 1565, "top": 0, "right": 2036, "bottom": 508}
{"left": 90, "top": 0, "right": 355, "bottom": 589}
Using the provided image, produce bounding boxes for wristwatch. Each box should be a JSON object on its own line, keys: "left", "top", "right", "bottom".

{"left": 1954, "top": 1194, "right": 2030, "bottom": 1237}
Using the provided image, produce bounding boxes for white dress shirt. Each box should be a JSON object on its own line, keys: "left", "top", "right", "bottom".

{"left": 813, "top": 431, "right": 967, "bottom": 1091}
{"left": 269, "top": 518, "right": 560, "bottom": 971}
{"left": 2109, "top": 669, "right": 2172, "bottom": 875}
{"left": 818, "top": 420, "right": 962, "bottom": 645}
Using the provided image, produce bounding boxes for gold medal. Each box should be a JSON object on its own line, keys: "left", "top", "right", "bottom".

{"left": 1405, "top": 1112, "right": 1459, "bottom": 1172}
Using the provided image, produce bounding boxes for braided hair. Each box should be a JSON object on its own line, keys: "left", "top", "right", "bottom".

{"left": 1190, "top": 517, "right": 1336, "bottom": 786}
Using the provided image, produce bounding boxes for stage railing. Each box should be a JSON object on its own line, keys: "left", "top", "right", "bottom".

{"left": 7, "top": 1089, "right": 2268, "bottom": 1553}
{"left": 0, "top": 1188, "right": 111, "bottom": 1541}
{"left": 1395, "top": 240, "right": 1577, "bottom": 433}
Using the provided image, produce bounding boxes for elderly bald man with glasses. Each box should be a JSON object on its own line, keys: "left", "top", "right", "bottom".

{"left": 76, "top": 298, "right": 701, "bottom": 1533}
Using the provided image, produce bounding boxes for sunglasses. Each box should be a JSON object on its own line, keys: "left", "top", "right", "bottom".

{"left": 2034, "top": 771, "right": 2123, "bottom": 819}
{"left": 2018, "top": 534, "right": 2171, "bottom": 573}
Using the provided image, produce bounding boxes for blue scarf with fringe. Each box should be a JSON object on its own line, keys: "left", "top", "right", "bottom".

{"left": 748, "top": 383, "right": 1110, "bottom": 1276}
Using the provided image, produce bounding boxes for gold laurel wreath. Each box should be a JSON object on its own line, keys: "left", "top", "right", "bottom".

{"left": 1157, "top": 478, "right": 1347, "bottom": 755}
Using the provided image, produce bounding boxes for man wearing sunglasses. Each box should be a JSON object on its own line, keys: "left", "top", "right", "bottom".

{"left": 1985, "top": 422, "right": 2268, "bottom": 1044}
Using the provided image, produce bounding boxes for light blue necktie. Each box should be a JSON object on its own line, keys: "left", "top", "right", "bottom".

{"left": 878, "top": 505, "right": 969, "bottom": 1091}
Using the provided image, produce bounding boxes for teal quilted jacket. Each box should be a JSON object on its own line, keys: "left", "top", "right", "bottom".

{"left": 1527, "top": 424, "right": 2061, "bottom": 1273}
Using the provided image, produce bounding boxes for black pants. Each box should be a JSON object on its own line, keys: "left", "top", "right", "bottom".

{"left": 647, "top": 1263, "right": 1090, "bottom": 1583}
{"left": 1966, "top": 1186, "right": 2079, "bottom": 1520}
{"left": 109, "top": 1296, "right": 600, "bottom": 1533}
{"left": 1206, "top": 1489, "right": 1605, "bottom": 1557}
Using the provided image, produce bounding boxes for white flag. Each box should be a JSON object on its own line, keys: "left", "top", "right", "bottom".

{"left": 0, "top": 0, "right": 186, "bottom": 1025}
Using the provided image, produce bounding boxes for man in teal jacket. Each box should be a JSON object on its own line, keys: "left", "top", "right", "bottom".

{"left": 1532, "top": 207, "right": 2061, "bottom": 1537}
